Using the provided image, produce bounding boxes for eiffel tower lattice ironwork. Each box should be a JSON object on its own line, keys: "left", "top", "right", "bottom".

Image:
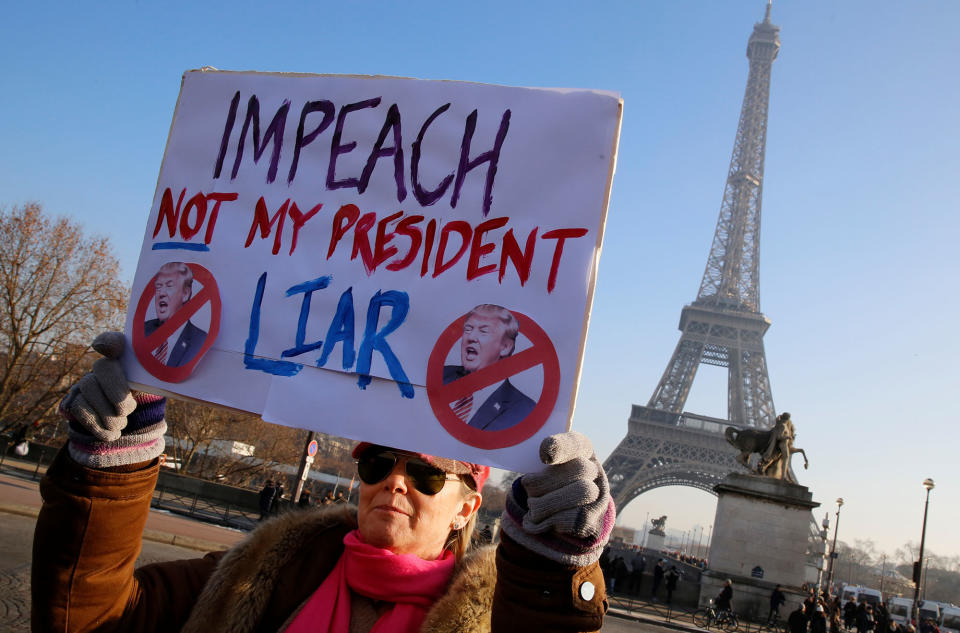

{"left": 605, "top": 5, "right": 782, "bottom": 511}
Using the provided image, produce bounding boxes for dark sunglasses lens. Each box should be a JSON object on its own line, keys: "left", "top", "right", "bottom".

{"left": 357, "top": 454, "right": 396, "bottom": 485}
{"left": 406, "top": 460, "right": 448, "bottom": 495}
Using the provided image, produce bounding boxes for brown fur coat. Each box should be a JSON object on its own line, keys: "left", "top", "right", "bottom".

{"left": 180, "top": 505, "right": 496, "bottom": 633}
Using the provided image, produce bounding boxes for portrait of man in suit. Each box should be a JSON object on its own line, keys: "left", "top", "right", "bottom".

{"left": 144, "top": 262, "right": 207, "bottom": 367}
{"left": 443, "top": 304, "right": 535, "bottom": 432}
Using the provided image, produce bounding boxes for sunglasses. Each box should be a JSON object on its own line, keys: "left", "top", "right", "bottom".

{"left": 356, "top": 451, "right": 461, "bottom": 495}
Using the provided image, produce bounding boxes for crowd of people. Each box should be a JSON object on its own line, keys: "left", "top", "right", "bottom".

{"left": 258, "top": 479, "right": 351, "bottom": 519}
{"left": 599, "top": 548, "right": 688, "bottom": 604}
{"left": 781, "top": 589, "right": 933, "bottom": 633}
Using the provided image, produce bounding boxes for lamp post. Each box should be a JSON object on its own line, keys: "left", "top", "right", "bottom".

{"left": 912, "top": 478, "right": 934, "bottom": 626}
{"left": 825, "top": 497, "right": 844, "bottom": 593}
{"left": 696, "top": 526, "right": 704, "bottom": 559}
{"left": 817, "top": 513, "right": 830, "bottom": 596}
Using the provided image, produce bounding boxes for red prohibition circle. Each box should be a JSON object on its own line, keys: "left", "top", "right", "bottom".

{"left": 426, "top": 311, "right": 560, "bottom": 450}
{"left": 132, "top": 263, "right": 222, "bottom": 383}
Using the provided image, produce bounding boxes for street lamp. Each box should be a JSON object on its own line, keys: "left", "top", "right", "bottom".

{"left": 912, "top": 479, "right": 935, "bottom": 625}
{"left": 825, "top": 497, "right": 844, "bottom": 594}
{"left": 817, "top": 513, "right": 830, "bottom": 595}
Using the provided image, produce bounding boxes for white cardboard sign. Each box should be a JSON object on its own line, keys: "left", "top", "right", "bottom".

{"left": 124, "top": 70, "right": 622, "bottom": 472}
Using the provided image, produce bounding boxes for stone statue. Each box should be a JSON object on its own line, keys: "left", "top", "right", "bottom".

{"left": 650, "top": 515, "right": 667, "bottom": 533}
{"left": 724, "top": 412, "right": 808, "bottom": 483}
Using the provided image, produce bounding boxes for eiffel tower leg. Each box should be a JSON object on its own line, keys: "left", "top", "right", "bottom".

{"left": 737, "top": 347, "right": 775, "bottom": 429}
{"left": 648, "top": 339, "right": 704, "bottom": 412}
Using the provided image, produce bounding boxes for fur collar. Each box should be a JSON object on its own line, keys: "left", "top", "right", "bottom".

{"left": 181, "top": 505, "right": 494, "bottom": 633}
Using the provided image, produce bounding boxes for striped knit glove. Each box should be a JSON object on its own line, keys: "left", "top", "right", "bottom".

{"left": 60, "top": 332, "right": 167, "bottom": 468}
{"left": 501, "top": 431, "right": 615, "bottom": 567}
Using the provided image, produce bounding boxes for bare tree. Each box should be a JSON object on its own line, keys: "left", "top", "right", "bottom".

{"left": 0, "top": 203, "right": 126, "bottom": 431}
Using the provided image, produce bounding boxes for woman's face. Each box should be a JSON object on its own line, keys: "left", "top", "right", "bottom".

{"left": 356, "top": 452, "right": 481, "bottom": 560}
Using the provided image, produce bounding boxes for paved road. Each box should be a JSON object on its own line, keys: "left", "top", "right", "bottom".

{"left": 1, "top": 512, "right": 212, "bottom": 633}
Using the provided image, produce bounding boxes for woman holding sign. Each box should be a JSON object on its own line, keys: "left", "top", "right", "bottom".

{"left": 32, "top": 333, "right": 614, "bottom": 633}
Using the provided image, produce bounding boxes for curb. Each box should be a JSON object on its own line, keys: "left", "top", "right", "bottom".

{"left": 0, "top": 503, "right": 230, "bottom": 554}
{"left": 607, "top": 606, "right": 705, "bottom": 633}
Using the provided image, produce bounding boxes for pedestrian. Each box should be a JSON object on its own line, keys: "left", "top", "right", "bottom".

{"left": 830, "top": 608, "right": 842, "bottom": 633}
{"left": 769, "top": 584, "right": 786, "bottom": 623}
{"left": 811, "top": 605, "right": 828, "bottom": 633}
{"left": 612, "top": 555, "right": 629, "bottom": 594}
{"left": 856, "top": 604, "right": 875, "bottom": 633}
{"left": 715, "top": 579, "right": 734, "bottom": 615}
{"left": 33, "top": 331, "right": 615, "bottom": 632}
{"left": 651, "top": 559, "right": 665, "bottom": 600}
{"left": 629, "top": 551, "right": 645, "bottom": 596}
{"left": 477, "top": 524, "right": 493, "bottom": 544}
{"left": 272, "top": 480, "right": 285, "bottom": 515}
{"left": 875, "top": 602, "right": 889, "bottom": 633}
{"left": 664, "top": 565, "right": 680, "bottom": 605}
{"left": 789, "top": 605, "right": 809, "bottom": 633}
{"left": 844, "top": 598, "right": 858, "bottom": 630}
{"left": 298, "top": 489, "right": 312, "bottom": 508}
{"left": 258, "top": 480, "right": 276, "bottom": 521}
{"left": 599, "top": 546, "right": 612, "bottom": 589}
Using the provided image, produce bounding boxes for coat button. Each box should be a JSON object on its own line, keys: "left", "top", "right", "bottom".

{"left": 579, "top": 581, "right": 596, "bottom": 601}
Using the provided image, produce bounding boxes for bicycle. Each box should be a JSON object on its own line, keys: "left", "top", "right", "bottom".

{"left": 692, "top": 600, "right": 740, "bottom": 632}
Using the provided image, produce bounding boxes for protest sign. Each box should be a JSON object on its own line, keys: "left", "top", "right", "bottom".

{"left": 124, "top": 70, "right": 622, "bottom": 472}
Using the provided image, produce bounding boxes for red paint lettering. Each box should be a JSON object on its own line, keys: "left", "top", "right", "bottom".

{"left": 179, "top": 192, "right": 208, "bottom": 241}
{"left": 287, "top": 203, "right": 323, "bottom": 255}
{"left": 373, "top": 211, "right": 403, "bottom": 270}
{"left": 499, "top": 227, "right": 538, "bottom": 286}
{"left": 388, "top": 215, "right": 424, "bottom": 272}
{"left": 433, "top": 221, "right": 471, "bottom": 278}
{"left": 328, "top": 204, "right": 360, "bottom": 259}
{"left": 204, "top": 193, "right": 239, "bottom": 244}
{"left": 351, "top": 212, "right": 377, "bottom": 274}
{"left": 246, "top": 198, "right": 290, "bottom": 255}
{"left": 421, "top": 219, "right": 437, "bottom": 277}
{"left": 153, "top": 187, "right": 186, "bottom": 239}
{"left": 466, "top": 217, "right": 509, "bottom": 280}
{"left": 542, "top": 228, "right": 588, "bottom": 293}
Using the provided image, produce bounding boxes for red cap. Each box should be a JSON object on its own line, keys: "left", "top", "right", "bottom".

{"left": 352, "top": 442, "right": 490, "bottom": 492}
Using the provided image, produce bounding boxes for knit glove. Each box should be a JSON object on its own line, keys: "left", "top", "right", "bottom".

{"left": 501, "top": 431, "right": 615, "bottom": 567}
{"left": 60, "top": 332, "right": 167, "bottom": 468}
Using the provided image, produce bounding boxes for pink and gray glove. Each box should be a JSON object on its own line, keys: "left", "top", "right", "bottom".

{"left": 501, "top": 431, "right": 616, "bottom": 567}
{"left": 60, "top": 332, "right": 167, "bottom": 468}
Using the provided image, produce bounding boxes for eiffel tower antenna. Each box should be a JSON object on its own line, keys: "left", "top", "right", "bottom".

{"left": 605, "top": 6, "right": 782, "bottom": 507}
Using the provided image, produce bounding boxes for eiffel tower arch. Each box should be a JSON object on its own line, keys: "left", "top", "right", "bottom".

{"left": 606, "top": 5, "right": 782, "bottom": 512}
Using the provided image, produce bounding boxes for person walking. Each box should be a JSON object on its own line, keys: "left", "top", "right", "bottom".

{"left": 789, "top": 605, "right": 810, "bottom": 633}
{"left": 258, "top": 480, "right": 276, "bottom": 521}
{"left": 769, "top": 584, "right": 786, "bottom": 624}
{"left": 651, "top": 559, "right": 665, "bottom": 600}
{"left": 664, "top": 565, "right": 680, "bottom": 605}
{"left": 629, "top": 551, "right": 645, "bottom": 596}
{"left": 810, "top": 605, "right": 828, "bottom": 633}
{"left": 844, "top": 598, "right": 858, "bottom": 630}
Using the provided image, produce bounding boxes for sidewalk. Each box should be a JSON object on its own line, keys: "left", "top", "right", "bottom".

{"left": 0, "top": 457, "right": 245, "bottom": 553}
{"left": 606, "top": 597, "right": 705, "bottom": 633}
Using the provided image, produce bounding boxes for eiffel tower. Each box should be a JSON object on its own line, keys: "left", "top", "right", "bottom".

{"left": 605, "top": 4, "right": 782, "bottom": 510}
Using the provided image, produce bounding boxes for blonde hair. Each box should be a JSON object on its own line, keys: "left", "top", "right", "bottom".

{"left": 466, "top": 304, "right": 519, "bottom": 355}
{"left": 157, "top": 261, "right": 194, "bottom": 297}
{"left": 444, "top": 477, "right": 480, "bottom": 562}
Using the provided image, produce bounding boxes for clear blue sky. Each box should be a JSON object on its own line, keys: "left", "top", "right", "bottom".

{"left": 2, "top": 1, "right": 957, "bottom": 562}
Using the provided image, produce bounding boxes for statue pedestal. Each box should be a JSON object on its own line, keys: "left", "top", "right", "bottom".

{"left": 700, "top": 473, "right": 819, "bottom": 620}
{"left": 646, "top": 530, "right": 665, "bottom": 552}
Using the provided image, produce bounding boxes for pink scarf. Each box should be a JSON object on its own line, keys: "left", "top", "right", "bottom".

{"left": 286, "top": 530, "right": 455, "bottom": 633}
